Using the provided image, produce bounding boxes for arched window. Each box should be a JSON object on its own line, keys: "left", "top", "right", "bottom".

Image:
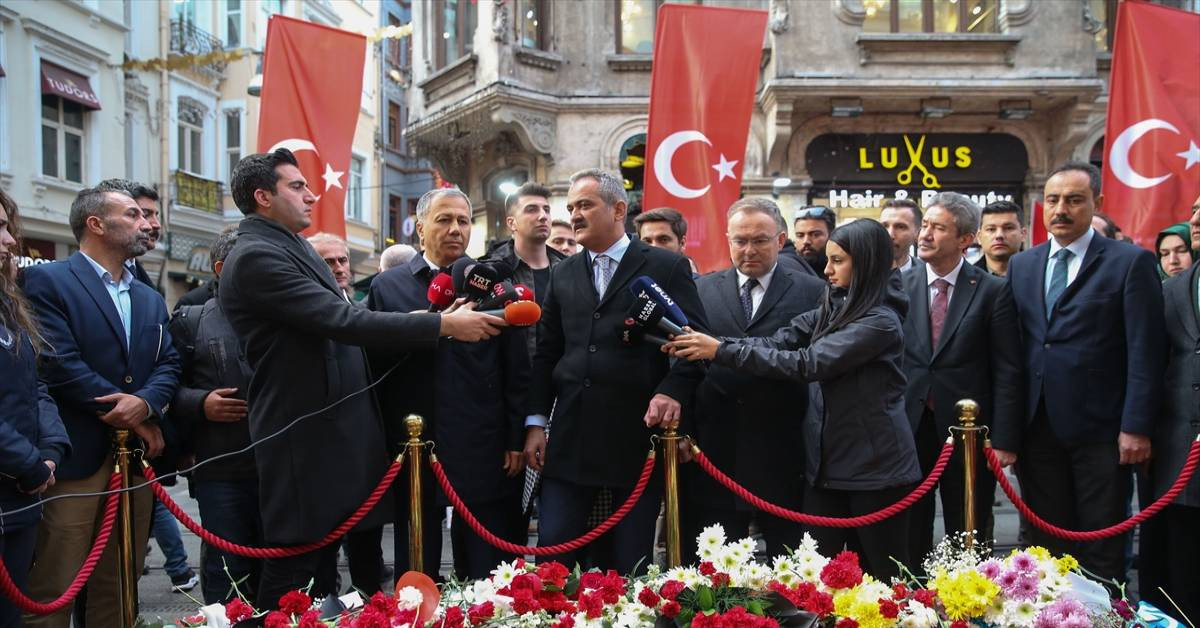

{"left": 619, "top": 133, "right": 647, "bottom": 210}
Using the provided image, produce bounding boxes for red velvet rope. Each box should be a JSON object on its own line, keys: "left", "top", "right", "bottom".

{"left": 431, "top": 452, "right": 657, "bottom": 555}
{"left": 985, "top": 439, "right": 1200, "bottom": 541}
{"left": 693, "top": 438, "right": 955, "bottom": 527}
{"left": 143, "top": 457, "right": 403, "bottom": 558}
{"left": 0, "top": 472, "right": 122, "bottom": 615}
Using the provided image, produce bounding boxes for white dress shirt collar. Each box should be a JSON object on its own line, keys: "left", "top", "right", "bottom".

{"left": 587, "top": 234, "right": 631, "bottom": 265}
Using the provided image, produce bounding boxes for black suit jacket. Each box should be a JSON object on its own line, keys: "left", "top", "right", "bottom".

{"left": 901, "top": 259, "right": 1024, "bottom": 450}
{"left": 531, "top": 239, "right": 708, "bottom": 488}
{"left": 1154, "top": 265, "right": 1200, "bottom": 507}
{"left": 22, "top": 253, "right": 180, "bottom": 480}
{"left": 1005, "top": 232, "right": 1165, "bottom": 445}
{"left": 687, "top": 265, "right": 825, "bottom": 509}
{"left": 219, "top": 215, "right": 442, "bottom": 544}
{"left": 368, "top": 254, "right": 527, "bottom": 504}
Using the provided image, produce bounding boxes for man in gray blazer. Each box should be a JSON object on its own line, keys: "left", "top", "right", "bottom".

{"left": 682, "top": 198, "right": 826, "bottom": 562}
{"left": 901, "top": 192, "right": 1023, "bottom": 568}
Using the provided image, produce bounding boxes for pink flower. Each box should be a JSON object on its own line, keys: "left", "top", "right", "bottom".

{"left": 978, "top": 559, "right": 1003, "bottom": 580}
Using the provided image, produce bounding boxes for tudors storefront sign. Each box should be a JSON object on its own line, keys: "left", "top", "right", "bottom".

{"left": 806, "top": 133, "right": 1028, "bottom": 210}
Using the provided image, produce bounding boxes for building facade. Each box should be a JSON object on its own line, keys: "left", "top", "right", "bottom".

{"left": 1, "top": 0, "right": 387, "bottom": 305}
{"left": 403, "top": 0, "right": 1194, "bottom": 253}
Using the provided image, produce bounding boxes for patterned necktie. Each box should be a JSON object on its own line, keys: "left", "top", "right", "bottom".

{"left": 740, "top": 278, "right": 759, "bottom": 323}
{"left": 594, "top": 254, "right": 615, "bottom": 297}
{"left": 930, "top": 278, "right": 950, "bottom": 350}
{"left": 1045, "top": 248, "right": 1074, "bottom": 319}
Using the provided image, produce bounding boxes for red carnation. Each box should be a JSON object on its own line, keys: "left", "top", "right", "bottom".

{"left": 914, "top": 588, "right": 938, "bottom": 608}
{"left": 579, "top": 591, "right": 605, "bottom": 619}
{"left": 511, "top": 572, "right": 543, "bottom": 592}
{"left": 835, "top": 619, "right": 859, "bottom": 628}
{"left": 263, "top": 611, "right": 291, "bottom": 628}
{"left": 819, "top": 552, "right": 863, "bottom": 590}
{"left": 353, "top": 607, "right": 391, "bottom": 628}
{"left": 225, "top": 598, "right": 254, "bottom": 623}
{"left": 278, "top": 590, "right": 313, "bottom": 615}
{"left": 579, "top": 572, "right": 603, "bottom": 591}
{"left": 553, "top": 616, "right": 576, "bottom": 628}
{"left": 711, "top": 572, "right": 731, "bottom": 587}
{"left": 661, "top": 600, "right": 682, "bottom": 619}
{"left": 891, "top": 583, "right": 909, "bottom": 600}
{"left": 468, "top": 601, "right": 495, "bottom": 625}
{"left": 511, "top": 588, "right": 541, "bottom": 614}
{"left": 539, "top": 590, "right": 572, "bottom": 614}
{"left": 396, "top": 608, "right": 418, "bottom": 626}
{"left": 878, "top": 598, "right": 900, "bottom": 619}
{"left": 659, "top": 580, "right": 686, "bottom": 601}
{"left": 699, "top": 561, "right": 717, "bottom": 576}
{"left": 439, "top": 606, "right": 466, "bottom": 628}
{"left": 298, "top": 610, "right": 323, "bottom": 628}
{"left": 537, "top": 561, "right": 570, "bottom": 588}
{"left": 950, "top": 621, "right": 969, "bottom": 628}
{"left": 638, "top": 587, "right": 661, "bottom": 608}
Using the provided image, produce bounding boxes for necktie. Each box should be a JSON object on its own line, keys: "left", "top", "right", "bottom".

{"left": 930, "top": 278, "right": 950, "bottom": 350}
{"left": 594, "top": 254, "right": 615, "bottom": 297}
{"left": 740, "top": 278, "right": 759, "bottom": 323}
{"left": 1045, "top": 248, "right": 1073, "bottom": 319}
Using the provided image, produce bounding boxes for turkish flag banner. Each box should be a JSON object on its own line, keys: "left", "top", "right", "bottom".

{"left": 1101, "top": 2, "right": 1200, "bottom": 248}
{"left": 643, "top": 5, "right": 768, "bottom": 273}
{"left": 257, "top": 15, "right": 365, "bottom": 238}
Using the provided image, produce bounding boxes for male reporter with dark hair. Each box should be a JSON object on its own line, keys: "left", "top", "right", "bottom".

{"left": 682, "top": 197, "right": 825, "bottom": 561}
{"left": 524, "top": 168, "right": 708, "bottom": 573}
{"left": 219, "top": 148, "right": 504, "bottom": 607}
{"left": 368, "top": 187, "right": 528, "bottom": 581}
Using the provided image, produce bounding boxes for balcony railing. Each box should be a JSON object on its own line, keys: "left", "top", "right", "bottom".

{"left": 170, "top": 19, "right": 227, "bottom": 76}
{"left": 173, "top": 170, "right": 224, "bottom": 214}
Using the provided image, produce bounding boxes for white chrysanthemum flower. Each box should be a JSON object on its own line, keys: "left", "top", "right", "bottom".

{"left": 796, "top": 532, "right": 820, "bottom": 554}
{"left": 898, "top": 600, "right": 939, "bottom": 627}
{"left": 772, "top": 555, "right": 796, "bottom": 574}
{"left": 735, "top": 537, "right": 756, "bottom": 556}
{"left": 742, "top": 563, "right": 770, "bottom": 589}
{"left": 645, "top": 563, "right": 662, "bottom": 579}
{"left": 999, "top": 600, "right": 1040, "bottom": 627}
{"left": 395, "top": 586, "right": 424, "bottom": 610}
{"left": 697, "top": 524, "right": 726, "bottom": 556}
{"left": 716, "top": 547, "right": 744, "bottom": 572}
{"left": 490, "top": 560, "right": 521, "bottom": 586}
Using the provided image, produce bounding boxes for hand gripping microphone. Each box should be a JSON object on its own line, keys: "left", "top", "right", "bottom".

{"left": 426, "top": 272, "right": 455, "bottom": 311}
{"left": 629, "top": 276, "right": 688, "bottom": 327}
{"left": 627, "top": 293, "right": 685, "bottom": 338}
{"left": 478, "top": 300, "right": 542, "bottom": 327}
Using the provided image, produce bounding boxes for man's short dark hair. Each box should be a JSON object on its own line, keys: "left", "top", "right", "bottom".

{"left": 95, "top": 178, "right": 159, "bottom": 203}
{"left": 210, "top": 225, "right": 240, "bottom": 267}
{"left": 505, "top": 182, "right": 551, "bottom": 215}
{"left": 69, "top": 187, "right": 126, "bottom": 243}
{"left": 634, "top": 207, "right": 687, "bottom": 240}
{"left": 981, "top": 200, "right": 1025, "bottom": 227}
{"left": 1092, "top": 211, "right": 1119, "bottom": 238}
{"left": 880, "top": 197, "right": 922, "bottom": 227}
{"left": 231, "top": 148, "right": 300, "bottom": 215}
{"left": 551, "top": 219, "right": 572, "bottom": 230}
{"left": 1048, "top": 161, "right": 1102, "bottom": 199}
{"left": 793, "top": 206, "right": 836, "bottom": 232}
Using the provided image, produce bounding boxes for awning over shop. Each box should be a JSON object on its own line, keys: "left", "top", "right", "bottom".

{"left": 41, "top": 62, "right": 101, "bottom": 110}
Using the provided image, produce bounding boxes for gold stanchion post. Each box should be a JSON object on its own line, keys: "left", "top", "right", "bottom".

{"left": 405, "top": 415, "right": 426, "bottom": 574}
{"left": 113, "top": 430, "right": 137, "bottom": 627}
{"left": 955, "top": 399, "right": 981, "bottom": 549}
{"left": 662, "top": 421, "right": 682, "bottom": 568}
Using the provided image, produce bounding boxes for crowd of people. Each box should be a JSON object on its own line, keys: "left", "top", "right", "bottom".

{"left": 2, "top": 150, "right": 1199, "bottom": 624}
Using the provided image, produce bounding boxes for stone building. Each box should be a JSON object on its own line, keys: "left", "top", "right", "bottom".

{"left": 403, "top": 0, "right": 1192, "bottom": 254}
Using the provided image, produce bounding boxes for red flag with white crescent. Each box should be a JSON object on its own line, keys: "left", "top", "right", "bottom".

{"left": 257, "top": 15, "right": 365, "bottom": 238}
{"left": 1101, "top": 2, "right": 1200, "bottom": 248}
{"left": 643, "top": 5, "right": 767, "bottom": 273}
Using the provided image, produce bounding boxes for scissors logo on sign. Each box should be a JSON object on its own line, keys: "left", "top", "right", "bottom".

{"left": 896, "top": 135, "right": 940, "bottom": 188}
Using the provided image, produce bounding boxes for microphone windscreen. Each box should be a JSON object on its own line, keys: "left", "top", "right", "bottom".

{"left": 488, "top": 259, "right": 515, "bottom": 281}
{"left": 627, "top": 294, "right": 667, "bottom": 330}
{"left": 629, "top": 276, "right": 688, "bottom": 327}
{"left": 462, "top": 263, "right": 499, "bottom": 302}
{"left": 478, "top": 281, "right": 520, "bottom": 310}
{"left": 427, "top": 273, "right": 455, "bottom": 310}
{"left": 449, "top": 257, "right": 476, "bottom": 295}
{"left": 503, "top": 300, "right": 541, "bottom": 326}
{"left": 513, "top": 283, "right": 535, "bottom": 302}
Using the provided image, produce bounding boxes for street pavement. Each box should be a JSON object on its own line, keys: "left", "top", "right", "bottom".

{"left": 137, "top": 473, "right": 1035, "bottom": 622}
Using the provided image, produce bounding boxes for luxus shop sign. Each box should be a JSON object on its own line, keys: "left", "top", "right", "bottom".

{"left": 806, "top": 133, "right": 1029, "bottom": 188}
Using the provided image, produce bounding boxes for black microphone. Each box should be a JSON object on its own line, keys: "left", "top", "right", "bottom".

{"left": 627, "top": 293, "right": 685, "bottom": 338}
{"left": 629, "top": 276, "right": 688, "bottom": 327}
{"left": 478, "top": 281, "right": 521, "bottom": 310}
{"left": 449, "top": 257, "right": 476, "bottom": 296}
{"left": 619, "top": 318, "right": 669, "bottom": 347}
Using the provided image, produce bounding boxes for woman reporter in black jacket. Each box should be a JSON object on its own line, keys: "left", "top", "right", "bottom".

{"left": 667, "top": 218, "right": 920, "bottom": 579}
{"left": 0, "top": 189, "right": 70, "bottom": 625}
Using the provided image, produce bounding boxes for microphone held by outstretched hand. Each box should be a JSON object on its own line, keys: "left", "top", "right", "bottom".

{"left": 478, "top": 300, "right": 542, "bottom": 327}
{"left": 627, "top": 293, "right": 685, "bottom": 337}
{"left": 427, "top": 273, "right": 456, "bottom": 311}
{"left": 629, "top": 276, "right": 688, "bottom": 327}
